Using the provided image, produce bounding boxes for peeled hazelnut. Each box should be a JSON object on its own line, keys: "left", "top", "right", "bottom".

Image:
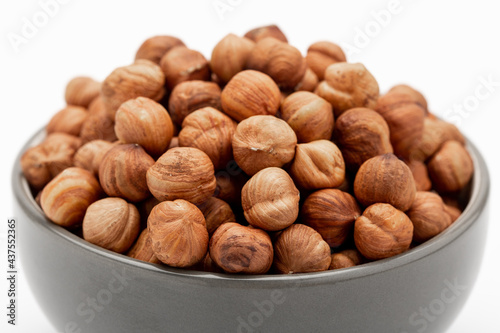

{"left": 333, "top": 107, "right": 393, "bottom": 169}
{"left": 294, "top": 67, "right": 319, "bottom": 92}
{"left": 159, "top": 46, "right": 210, "bottom": 90}
{"left": 114, "top": 97, "right": 174, "bottom": 157}
{"left": 315, "top": 63, "right": 379, "bottom": 118}
{"left": 387, "top": 84, "right": 428, "bottom": 111}
{"left": 73, "top": 140, "right": 114, "bottom": 176}
{"left": 354, "top": 203, "right": 413, "bottom": 260}
{"left": 146, "top": 147, "right": 216, "bottom": 205}
{"left": 273, "top": 224, "right": 331, "bottom": 274}
{"left": 407, "top": 191, "right": 452, "bottom": 243}
{"left": 305, "top": 41, "right": 347, "bottom": 80}
{"left": 427, "top": 140, "right": 474, "bottom": 193}
{"left": 329, "top": 249, "right": 364, "bottom": 270}
{"left": 243, "top": 24, "right": 288, "bottom": 43}
{"left": 135, "top": 35, "right": 185, "bottom": 64}
{"left": 178, "top": 107, "right": 237, "bottom": 170}
{"left": 65, "top": 76, "right": 101, "bottom": 108}
{"left": 241, "top": 167, "right": 300, "bottom": 231}
{"left": 232, "top": 115, "right": 297, "bottom": 176}
{"left": 46, "top": 105, "right": 88, "bottom": 136}
{"left": 82, "top": 197, "right": 140, "bottom": 253}
{"left": 354, "top": 153, "right": 417, "bottom": 211}
{"left": 127, "top": 229, "right": 161, "bottom": 264}
{"left": 221, "top": 70, "right": 281, "bottom": 122}
{"left": 405, "top": 159, "right": 432, "bottom": 192}
{"left": 301, "top": 189, "right": 361, "bottom": 248}
{"left": 210, "top": 34, "right": 255, "bottom": 84}
{"left": 79, "top": 96, "right": 117, "bottom": 143}
{"left": 148, "top": 200, "right": 209, "bottom": 268}
{"left": 168, "top": 80, "right": 222, "bottom": 126}
{"left": 209, "top": 222, "right": 273, "bottom": 274}
{"left": 197, "top": 197, "right": 236, "bottom": 235}
{"left": 40, "top": 167, "right": 102, "bottom": 228}
{"left": 99, "top": 144, "right": 155, "bottom": 202}
{"left": 288, "top": 140, "right": 345, "bottom": 191}
{"left": 280, "top": 91, "right": 334, "bottom": 143}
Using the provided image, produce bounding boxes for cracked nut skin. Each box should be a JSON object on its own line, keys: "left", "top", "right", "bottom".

{"left": 197, "top": 197, "right": 236, "bottom": 235}
{"left": 65, "top": 76, "right": 101, "bottom": 108}
{"left": 305, "top": 41, "right": 347, "bottom": 81}
{"left": 83, "top": 197, "right": 140, "bottom": 253}
{"left": 210, "top": 33, "right": 255, "bottom": 84}
{"left": 209, "top": 222, "right": 273, "bottom": 274}
{"left": 329, "top": 249, "right": 365, "bottom": 270}
{"left": 160, "top": 46, "right": 210, "bottom": 90}
{"left": 354, "top": 203, "right": 414, "bottom": 260}
{"left": 243, "top": 24, "right": 288, "bottom": 43}
{"left": 127, "top": 229, "right": 161, "bottom": 264}
{"left": 148, "top": 199, "right": 209, "bottom": 268}
{"left": 273, "top": 224, "right": 331, "bottom": 274}
{"left": 242, "top": 167, "right": 300, "bottom": 232}
{"left": 135, "top": 35, "right": 185, "bottom": 64}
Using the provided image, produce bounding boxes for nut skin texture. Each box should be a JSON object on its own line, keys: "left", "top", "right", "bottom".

{"left": 146, "top": 147, "right": 216, "bottom": 205}
{"left": 444, "top": 203, "right": 462, "bottom": 223}
{"left": 221, "top": 70, "right": 281, "bottom": 122}
{"left": 79, "top": 96, "right": 117, "bottom": 143}
{"left": 241, "top": 167, "right": 300, "bottom": 232}
{"left": 73, "top": 140, "right": 115, "bottom": 176}
{"left": 315, "top": 63, "right": 380, "bottom": 118}
{"left": 197, "top": 197, "right": 236, "bottom": 235}
{"left": 135, "top": 35, "right": 185, "bottom": 64}
{"left": 247, "top": 37, "right": 307, "bottom": 89}
{"left": 114, "top": 97, "right": 174, "bottom": 157}
{"left": 388, "top": 84, "right": 428, "bottom": 111}
{"left": 294, "top": 67, "right": 319, "bottom": 92}
{"left": 65, "top": 76, "right": 101, "bottom": 108}
{"left": 273, "top": 224, "right": 331, "bottom": 274}
{"left": 209, "top": 222, "right": 273, "bottom": 274}
{"left": 354, "top": 203, "right": 414, "bottom": 260}
{"left": 407, "top": 191, "right": 452, "bottom": 243}
{"left": 333, "top": 107, "right": 393, "bottom": 169}
{"left": 329, "top": 249, "right": 364, "bottom": 270}
{"left": 214, "top": 170, "right": 248, "bottom": 206}
{"left": 354, "top": 153, "right": 417, "bottom": 211}
{"left": 148, "top": 200, "right": 209, "bottom": 268}
{"left": 210, "top": 34, "right": 255, "bottom": 84}
{"left": 46, "top": 106, "right": 89, "bottom": 136}
{"left": 178, "top": 107, "right": 237, "bottom": 170}
{"left": 301, "top": 189, "right": 361, "bottom": 248}
{"left": 405, "top": 159, "right": 432, "bottom": 192}
{"left": 306, "top": 41, "right": 347, "bottom": 81}
{"left": 99, "top": 144, "right": 155, "bottom": 202}
{"left": 232, "top": 115, "right": 297, "bottom": 176}
{"left": 127, "top": 229, "right": 161, "bottom": 264}
{"left": 288, "top": 140, "right": 345, "bottom": 191}
{"left": 280, "top": 91, "right": 334, "bottom": 143}
{"left": 82, "top": 197, "right": 141, "bottom": 253}
{"left": 243, "top": 25, "right": 288, "bottom": 43}
{"left": 427, "top": 140, "right": 474, "bottom": 193}
{"left": 160, "top": 46, "right": 211, "bottom": 90}
{"left": 40, "top": 167, "right": 102, "bottom": 228}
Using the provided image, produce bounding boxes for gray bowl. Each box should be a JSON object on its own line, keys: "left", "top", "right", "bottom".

{"left": 12, "top": 129, "right": 490, "bottom": 333}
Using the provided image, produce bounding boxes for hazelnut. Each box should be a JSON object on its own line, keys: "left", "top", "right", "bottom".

{"left": 189, "top": 253, "right": 224, "bottom": 273}
{"left": 280, "top": 91, "right": 334, "bottom": 143}
{"left": 387, "top": 84, "right": 428, "bottom": 111}
{"left": 46, "top": 105, "right": 89, "bottom": 136}
{"left": 73, "top": 140, "right": 114, "bottom": 176}
{"left": 178, "top": 107, "right": 237, "bottom": 170}
{"left": 301, "top": 189, "right": 361, "bottom": 248}
{"left": 221, "top": 70, "right": 281, "bottom": 122}
{"left": 241, "top": 167, "right": 300, "bottom": 231}
{"left": 288, "top": 140, "right": 345, "bottom": 190}
{"left": 99, "top": 144, "right": 155, "bottom": 202}
{"left": 354, "top": 203, "right": 413, "bottom": 260}
{"left": 82, "top": 197, "right": 140, "bottom": 253}
{"left": 243, "top": 24, "right": 288, "bottom": 43}
{"left": 305, "top": 41, "right": 347, "bottom": 80}
{"left": 354, "top": 153, "right": 417, "bottom": 211}
{"left": 168, "top": 136, "right": 179, "bottom": 150}
{"left": 273, "top": 224, "right": 331, "bottom": 274}
{"left": 197, "top": 197, "right": 236, "bottom": 235}
{"left": 214, "top": 169, "right": 248, "bottom": 206}
{"left": 315, "top": 62, "right": 379, "bottom": 118}
{"left": 135, "top": 35, "right": 185, "bottom": 64}
{"left": 209, "top": 222, "right": 273, "bottom": 274}
{"left": 294, "top": 67, "right": 319, "bottom": 92}
{"left": 232, "top": 115, "right": 297, "bottom": 176}
{"left": 127, "top": 229, "right": 161, "bottom": 264}
{"left": 79, "top": 96, "right": 117, "bottom": 143}
{"left": 40, "top": 167, "right": 102, "bottom": 228}
{"left": 444, "top": 203, "right": 462, "bottom": 223}
{"left": 65, "top": 76, "right": 101, "bottom": 108}
{"left": 329, "top": 249, "right": 364, "bottom": 270}
{"left": 148, "top": 200, "right": 209, "bottom": 268}
{"left": 159, "top": 46, "right": 211, "bottom": 90}
{"left": 210, "top": 34, "right": 255, "bottom": 84}
{"left": 114, "top": 97, "right": 174, "bottom": 157}
{"left": 405, "top": 159, "right": 432, "bottom": 191}
{"left": 146, "top": 147, "right": 216, "bottom": 205}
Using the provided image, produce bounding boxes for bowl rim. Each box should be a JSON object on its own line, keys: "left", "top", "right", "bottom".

{"left": 12, "top": 128, "right": 490, "bottom": 284}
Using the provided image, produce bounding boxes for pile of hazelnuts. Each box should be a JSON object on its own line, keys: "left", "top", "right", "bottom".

{"left": 20, "top": 25, "right": 474, "bottom": 275}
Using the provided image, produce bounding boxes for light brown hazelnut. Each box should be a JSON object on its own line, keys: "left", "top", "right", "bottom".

{"left": 127, "top": 229, "right": 162, "bottom": 264}
{"left": 405, "top": 159, "right": 432, "bottom": 191}
{"left": 209, "top": 222, "right": 273, "bottom": 274}
{"left": 40, "top": 167, "right": 102, "bottom": 228}
{"left": 159, "top": 46, "right": 210, "bottom": 90}
{"left": 301, "top": 189, "right": 361, "bottom": 248}
{"left": 329, "top": 249, "right": 364, "bottom": 270}
{"left": 220, "top": 70, "right": 281, "bottom": 122}
{"left": 243, "top": 24, "right": 288, "bottom": 43}
{"left": 305, "top": 41, "right": 347, "bottom": 80}
{"left": 46, "top": 105, "right": 88, "bottom": 136}
{"left": 241, "top": 167, "right": 300, "bottom": 231}
{"left": 197, "top": 197, "right": 236, "bottom": 235}
{"left": 354, "top": 153, "right": 417, "bottom": 211}
{"left": 387, "top": 84, "right": 428, "bottom": 111}
{"left": 210, "top": 33, "right": 255, "bottom": 84}
{"left": 65, "top": 76, "right": 101, "bottom": 108}
{"left": 73, "top": 140, "right": 114, "bottom": 176}
{"left": 232, "top": 115, "right": 297, "bottom": 176}
{"left": 148, "top": 199, "right": 209, "bottom": 268}
{"left": 294, "top": 67, "right": 319, "bottom": 92}
{"left": 168, "top": 136, "right": 179, "bottom": 150}
{"left": 135, "top": 35, "right": 185, "bottom": 64}
{"left": 79, "top": 96, "right": 117, "bottom": 143}
{"left": 82, "top": 197, "right": 140, "bottom": 253}
{"left": 280, "top": 91, "right": 334, "bottom": 143}
{"left": 354, "top": 203, "right": 413, "bottom": 260}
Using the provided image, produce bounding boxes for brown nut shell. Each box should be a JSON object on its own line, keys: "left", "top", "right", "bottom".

{"left": 135, "top": 35, "right": 185, "bottom": 64}
{"left": 73, "top": 140, "right": 115, "bottom": 176}
{"left": 197, "top": 197, "right": 236, "bottom": 235}
{"left": 46, "top": 106, "right": 88, "bottom": 136}
{"left": 65, "top": 76, "right": 101, "bottom": 108}
{"left": 160, "top": 46, "right": 210, "bottom": 90}
{"left": 243, "top": 25, "right": 288, "bottom": 43}
{"left": 306, "top": 41, "right": 347, "bottom": 81}
{"left": 329, "top": 249, "right": 364, "bottom": 270}
{"left": 127, "top": 229, "right": 162, "bottom": 264}
{"left": 79, "top": 97, "right": 117, "bottom": 143}
{"left": 210, "top": 34, "right": 255, "bottom": 84}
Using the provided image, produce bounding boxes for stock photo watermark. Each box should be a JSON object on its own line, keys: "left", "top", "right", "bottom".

{"left": 212, "top": 0, "right": 244, "bottom": 21}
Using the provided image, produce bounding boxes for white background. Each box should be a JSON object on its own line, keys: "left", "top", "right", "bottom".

{"left": 1, "top": 0, "right": 499, "bottom": 332}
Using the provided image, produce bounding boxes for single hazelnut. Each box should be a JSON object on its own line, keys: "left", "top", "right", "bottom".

{"left": 148, "top": 200, "right": 209, "bottom": 268}
{"left": 294, "top": 67, "right": 319, "bottom": 92}
{"left": 127, "top": 229, "right": 162, "bottom": 264}
{"left": 444, "top": 203, "right": 462, "bottom": 223}
{"left": 280, "top": 91, "right": 334, "bottom": 143}
{"left": 354, "top": 203, "right": 413, "bottom": 260}
{"left": 65, "top": 76, "right": 101, "bottom": 108}
{"left": 213, "top": 169, "right": 248, "bottom": 206}
{"left": 232, "top": 115, "right": 297, "bottom": 176}
{"left": 46, "top": 105, "right": 89, "bottom": 136}
{"left": 209, "top": 222, "right": 273, "bottom": 274}
{"left": 135, "top": 35, "right": 185, "bottom": 64}
{"left": 210, "top": 34, "right": 255, "bottom": 84}
{"left": 329, "top": 249, "right": 364, "bottom": 270}
{"left": 40, "top": 167, "right": 102, "bottom": 228}
{"left": 73, "top": 140, "right": 115, "bottom": 176}
{"left": 305, "top": 41, "right": 347, "bottom": 80}
{"left": 387, "top": 84, "right": 428, "bottom": 111}
{"left": 221, "top": 70, "right": 281, "bottom": 122}
{"left": 241, "top": 167, "right": 300, "bottom": 231}
{"left": 197, "top": 197, "right": 236, "bottom": 235}
{"left": 79, "top": 96, "right": 117, "bottom": 143}
{"left": 82, "top": 197, "right": 141, "bottom": 253}
{"left": 159, "top": 46, "right": 211, "bottom": 90}
{"left": 243, "top": 25, "right": 288, "bottom": 43}
{"left": 354, "top": 153, "right": 417, "bottom": 211}
{"left": 301, "top": 189, "right": 361, "bottom": 248}
{"left": 405, "top": 159, "right": 432, "bottom": 191}
{"left": 146, "top": 147, "right": 216, "bottom": 205}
